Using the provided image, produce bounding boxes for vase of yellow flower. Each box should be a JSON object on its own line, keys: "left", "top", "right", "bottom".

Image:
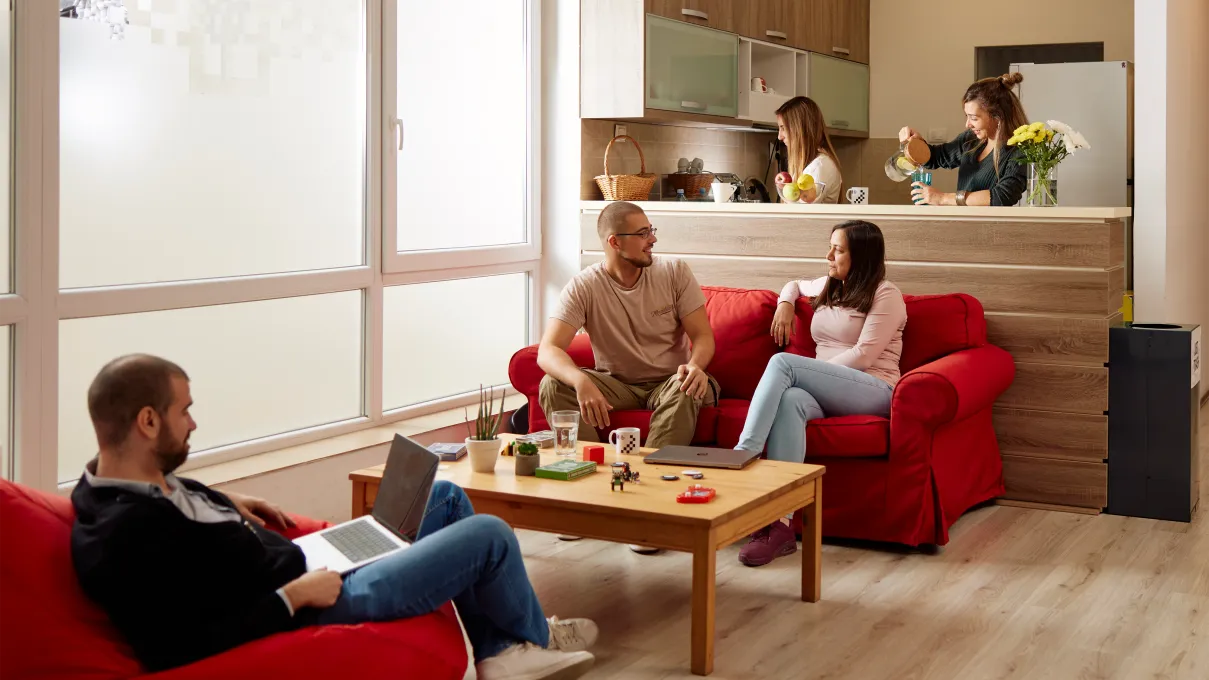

{"left": 1007, "top": 120, "right": 1090, "bottom": 207}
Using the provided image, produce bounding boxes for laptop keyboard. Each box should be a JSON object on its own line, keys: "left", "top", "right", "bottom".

{"left": 322, "top": 520, "right": 399, "bottom": 564}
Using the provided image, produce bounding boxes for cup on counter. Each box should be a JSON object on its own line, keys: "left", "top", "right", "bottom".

{"left": 910, "top": 170, "right": 933, "bottom": 204}
{"left": 846, "top": 187, "right": 869, "bottom": 205}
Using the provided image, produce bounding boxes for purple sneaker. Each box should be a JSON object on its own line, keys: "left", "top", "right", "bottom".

{"left": 738, "top": 521, "right": 797, "bottom": 567}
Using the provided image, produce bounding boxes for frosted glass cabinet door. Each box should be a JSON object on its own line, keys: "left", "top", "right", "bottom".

{"left": 808, "top": 53, "right": 869, "bottom": 133}
{"left": 645, "top": 15, "right": 738, "bottom": 117}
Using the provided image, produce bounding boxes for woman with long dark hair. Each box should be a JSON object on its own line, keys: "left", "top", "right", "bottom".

{"left": 734, "top": 220, "right": 906, "bottom": 567}
{"left": 772, "top": 96, "right": 842, "bottom": 204}
{"left": 903, "top": 72, "right": 1029, "bottom": 206}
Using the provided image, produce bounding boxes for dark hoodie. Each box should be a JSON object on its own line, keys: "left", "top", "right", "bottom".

{"left": 70, "top": 467, "right": 311, "bottom": 671}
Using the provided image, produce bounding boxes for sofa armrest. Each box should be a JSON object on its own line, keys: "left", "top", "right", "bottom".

{"left": 891, "top": 345, "right": 1015, "bottom": 430}
{"left": 507, "top": 334, "right": 595, "bottom": 396}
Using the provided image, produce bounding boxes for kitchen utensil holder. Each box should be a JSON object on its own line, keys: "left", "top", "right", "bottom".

{"left": 595, "top": 135, "right": 658, "bottom": 201}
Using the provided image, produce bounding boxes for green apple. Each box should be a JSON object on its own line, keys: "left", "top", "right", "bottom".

{"left": 781, "top": 183, "right": 801, "bottom": 202}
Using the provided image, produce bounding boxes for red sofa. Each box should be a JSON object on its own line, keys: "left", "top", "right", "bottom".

{"left": 0, "top": 478, "right": 468, "bottom": 680}
{"left": 509, "top": 286, "right": 1015, "bottom": 547}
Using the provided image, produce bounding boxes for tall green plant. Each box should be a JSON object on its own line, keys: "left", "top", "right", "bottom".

{"left": 467, "top": 384, "right": 506, "bottom": 441}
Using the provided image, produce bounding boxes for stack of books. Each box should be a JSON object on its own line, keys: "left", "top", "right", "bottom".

{"left": 534, "top": 460, "right": 597, "bottom": 481}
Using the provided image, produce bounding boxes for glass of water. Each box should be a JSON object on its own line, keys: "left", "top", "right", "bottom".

{"left": 550, "top": 410, "right": 580, "bottom": 459}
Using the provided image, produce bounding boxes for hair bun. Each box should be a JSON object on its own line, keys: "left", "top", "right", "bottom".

{"left": 1000, "top": 72, "right": 1024, "bottom": 87}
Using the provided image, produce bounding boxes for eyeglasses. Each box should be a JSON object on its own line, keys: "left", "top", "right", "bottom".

{"left": 615, "top": 227, "right": 657, "bottom": 239}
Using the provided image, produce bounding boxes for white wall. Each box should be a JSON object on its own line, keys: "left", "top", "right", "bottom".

{"left": 1133, "top": 0, "right": 1209, "bottom": 398}
{"left": 869, "top": 0, "right": 1134, "bottom": 139}
{"left": 540, "top": 0, "right": 582, "bottom": 321}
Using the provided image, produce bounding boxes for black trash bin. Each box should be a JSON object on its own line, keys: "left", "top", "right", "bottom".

{"left": 1107, "top": 322, "right": 1201, "bottom": 522}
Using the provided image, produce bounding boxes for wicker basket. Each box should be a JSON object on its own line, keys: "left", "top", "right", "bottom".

{"left": 595, "top": 135, "right": 658, "bottom": 201}
{"left": 665, "top": 172, "right": 716, "bottom": 199}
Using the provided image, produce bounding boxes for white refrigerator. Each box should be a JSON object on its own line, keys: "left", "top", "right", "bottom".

{"left": 1009, "top": 61, "right": 1133, "bottom": 208}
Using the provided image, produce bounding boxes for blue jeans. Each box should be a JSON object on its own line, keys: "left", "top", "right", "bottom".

{"left": 315, "top": 480, "right": 549, "bottom": 661}
{"left": 737, "top": 353, "right": 894, "bottom": 462}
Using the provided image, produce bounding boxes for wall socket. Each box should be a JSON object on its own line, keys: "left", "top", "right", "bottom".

{"left": 927, "top": 127, "right": 947, "bottom": 143}
{"left": 614, "top": 124, "right": 627, "bottom": 139}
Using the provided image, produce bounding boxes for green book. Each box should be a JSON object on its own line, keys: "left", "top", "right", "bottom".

{"left": 534, "top": 460, "right": 597, "bottom": 481}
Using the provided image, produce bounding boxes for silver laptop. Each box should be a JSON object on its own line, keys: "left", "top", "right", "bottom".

{"left": 292, "top": 434, "right": 438, "bottom": 574}
{"left": 642, "top": 445, "right": 762, "bottom": 470}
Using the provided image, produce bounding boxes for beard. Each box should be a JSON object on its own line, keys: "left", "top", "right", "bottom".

{"left": 154, "top": 426, "right": 191, "bottom": 475}
{"left": 620, "top": 251, "right": 653, "bottom": 268}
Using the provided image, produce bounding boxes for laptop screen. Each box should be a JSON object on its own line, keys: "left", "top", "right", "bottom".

{"left": 369, "top": 435, "right": 439, "bottom": 541}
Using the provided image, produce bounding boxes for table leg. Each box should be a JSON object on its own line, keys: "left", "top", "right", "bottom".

{"left": 691, "top": 532, "right": 717, "bottom": 676}
{"left": 802, "top": 478, "right": 822, "bottom": 603}
{"left": 351, "top": 481, "right": 368, "bottom": 519}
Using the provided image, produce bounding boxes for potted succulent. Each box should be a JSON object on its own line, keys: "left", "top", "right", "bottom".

{"left": 466, "top": 385, "right": 506, "bottom": 473}
{"left": 514, "top": 440, "right": 541, "bottom": 476}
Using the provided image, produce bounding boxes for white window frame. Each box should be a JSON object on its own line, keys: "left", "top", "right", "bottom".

{"left": 380, "top": 0, "right": 542, "bottom": 274}
{"left": 6, "top": 0, "right": 540, "bottom": 491}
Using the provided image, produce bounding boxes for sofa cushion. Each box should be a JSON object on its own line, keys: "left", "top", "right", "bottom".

{"left": 702, "top": 287, "right": 780, "bottom": 400}
{"left": 900, "top": 294, "right": 986, "bottom": 372}
{"left": 806, "top": 415, "right": 890, "bottom": 458}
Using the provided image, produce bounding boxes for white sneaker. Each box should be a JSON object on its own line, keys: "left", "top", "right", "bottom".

{"left": 556, "top": 535, "right": 583, "bottom": 541}
{"left": 546, "top": 616, "right": 598, "bottom": 652}
{"left": 628, "top": 544, "right": 662, "bottom": 555}
{"left": 475, "top": 643, "right": 594, "bottom": 680}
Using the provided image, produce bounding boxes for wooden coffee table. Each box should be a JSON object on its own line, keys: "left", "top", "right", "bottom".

{"left": 349, "top": 438, "right": 824, "bottom": 676}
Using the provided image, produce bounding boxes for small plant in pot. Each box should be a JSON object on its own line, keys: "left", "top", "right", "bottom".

{"left": 466, "top": 385, "right": 506, "bottom": 473}
{"left": 514, "top": 440, "right": 540, "bottom": 476}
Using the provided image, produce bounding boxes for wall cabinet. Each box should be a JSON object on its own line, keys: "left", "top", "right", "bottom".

{"left": 646, "top": 15, "right": 739, "bottom": 118}
{"left": 646, "top": 0, "right": 734, "bottom": 33}
{"left": 807, "top": 0, "right": 869, "bottom": 64}
{"left": 735, "top": 0, "right": 798, "bottom": 48}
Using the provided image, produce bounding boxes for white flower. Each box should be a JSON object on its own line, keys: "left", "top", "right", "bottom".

{"left": 1046, "top": 120, "right": 1073, "bottom": 136}
{"left": 1069, "top": 130, "right": 1090, "bottom": 150}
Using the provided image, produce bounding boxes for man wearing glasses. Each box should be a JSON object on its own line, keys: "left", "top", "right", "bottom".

{"left": 537, "top": 201, "right": 718, "bottom": 481}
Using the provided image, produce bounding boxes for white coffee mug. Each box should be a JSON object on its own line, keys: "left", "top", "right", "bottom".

{"left": 608, "top": 427, "right": 641, "bottom": 456}
{"left": 846, "top": 186, "right": 869, "bottom": 205}
{"left": 751, "top": 77, "right": 768, "bottom": 93}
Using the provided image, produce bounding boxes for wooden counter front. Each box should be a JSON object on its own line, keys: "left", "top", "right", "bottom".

{"left": 579, "top": 201, "right": 1132, "bottom": 512}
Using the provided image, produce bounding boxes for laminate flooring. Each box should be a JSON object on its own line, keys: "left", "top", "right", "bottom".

{"left": 515, "top": 402, "right": 1209, "bottom": 680}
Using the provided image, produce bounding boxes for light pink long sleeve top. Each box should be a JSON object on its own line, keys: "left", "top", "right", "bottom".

{"left": 778, "top": 276, "right": 908, "bottom": 386}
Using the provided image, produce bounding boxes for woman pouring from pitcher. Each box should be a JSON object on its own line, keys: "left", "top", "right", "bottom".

{"left": 901, "top": 72, "right": 1028, "bottom": 206}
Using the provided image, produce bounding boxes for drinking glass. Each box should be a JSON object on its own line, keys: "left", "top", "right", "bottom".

{"left": 911, "top": 170, "right": 933, "bottom": 204}
{"left": 550, "top": 410, "right": 581, "bottom": 459}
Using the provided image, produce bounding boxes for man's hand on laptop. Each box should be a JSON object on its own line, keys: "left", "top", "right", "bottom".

{"left": 281, "top": 569, "right": 343, "bottom": 611}
{"left": 677, "top": 363, "right": 710, "bottom": 399}
{"left": 574, "top": 376, "right": 612, "bottom": 428}
{"left": 226, "top": 491, "right": 296, "bottom": 530}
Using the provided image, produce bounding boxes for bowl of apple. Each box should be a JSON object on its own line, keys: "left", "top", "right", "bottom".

{"left": 777, "top": 171, "right": 823, "bottom": 204}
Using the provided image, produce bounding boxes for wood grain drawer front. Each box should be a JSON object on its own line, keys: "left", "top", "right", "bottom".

{"left": 997, "top": 362, "right": 1108, "bottom": 415}
{"left": 993, "top": 408, "right": 1107, "bottom": 462}
{"left": 580, "top": 214, "right": 1125, "bottom": 268}
{"left": 646, "top": 0, "right": 732, "bottom": 32}
{"left": 582, "top": 253, "right": 1123, "bottom": 317}
{"left": 1001, "top": 454, "right": 1107, "bottom": 508}
{"left": 985, "top": 313, "right": 1117, "bottom": 366}
{"left": 735, "top": 0, "right": 796, "bottom": 46}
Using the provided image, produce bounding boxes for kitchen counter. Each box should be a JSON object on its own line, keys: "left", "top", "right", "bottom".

{"left": 578, "top": 200, "right": 1132, "bottom": 513}
{"left": 580, "top": 200, "right": 1132, "bottom": 220}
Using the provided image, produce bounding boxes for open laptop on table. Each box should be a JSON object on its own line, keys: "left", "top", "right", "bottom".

{"left": 292, "top": 434, "right": 438, "bottom": 573}
{"left": 643, "top": 445, "right": 761, "bottom": 470}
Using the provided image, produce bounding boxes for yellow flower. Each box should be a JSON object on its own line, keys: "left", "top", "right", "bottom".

{"left": 1007, "top": 136, "right": 1018, "bottom": 146}
{"left": 1014, "top": 124, "right": 1028, "bottom": 135}
{"left": 1029, "top": 121, "right": 1045, "bottom": 131}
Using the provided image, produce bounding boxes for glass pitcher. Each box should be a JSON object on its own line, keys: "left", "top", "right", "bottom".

{"left": 884, "top": 137, "right": 931, "bottom": 182}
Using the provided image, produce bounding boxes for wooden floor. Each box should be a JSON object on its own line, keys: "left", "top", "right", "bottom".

{"left": 516, "top": 402, "right": 1209, "bottom": 680}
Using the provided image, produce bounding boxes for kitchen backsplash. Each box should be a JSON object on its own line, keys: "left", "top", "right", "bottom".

{"left": 581, "top": 119, "right": 930, "bottom": 205}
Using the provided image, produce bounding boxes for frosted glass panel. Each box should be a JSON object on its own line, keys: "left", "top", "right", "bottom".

{"left": 0, "top": 327, "right": 9, "bottom": 480}
{"left": 58, "top": 292, "right": 363, "bottom": 482}
{"left": 383, "top": 274, "right": 527, "bottom": 410}
{"left": 646, "top": 15, "right": 738, "bottom": 118}
{"left": 396, "top": 2, "right": 527, "bottom": 252}
{"left": 808, "top": 53, "right": 868, "bottom": 133}
{"left": 59, "top": 1, "right": 365, "bottom": 289}
{"left": 0, "top": 6, "right": 10, "bottom": 294}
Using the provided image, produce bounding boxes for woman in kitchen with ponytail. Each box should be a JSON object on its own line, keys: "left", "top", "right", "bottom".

{"left": 773, "top": 96, "right": 842, "bottom": 204}
{"left": 901, "top": 72, "right": 1029, "bottom": 206}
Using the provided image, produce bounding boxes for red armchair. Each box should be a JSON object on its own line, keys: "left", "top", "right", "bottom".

{"left": 508, "top": 286, "right": 1015, "bottom": 547}
{"left": 0, "top": 478, "right": 469, "bottom": 680}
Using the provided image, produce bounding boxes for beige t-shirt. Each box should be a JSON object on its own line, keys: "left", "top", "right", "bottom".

{"left": 552, "top": 258, "right": 707, "bottom": 384}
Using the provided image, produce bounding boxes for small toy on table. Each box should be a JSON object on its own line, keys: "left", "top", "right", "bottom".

{"left": 676, "top": 484, "right": 717, "bottom": 503}
{"left": 584, "top": 445, "right": 605, "bottom": 464}
{"left": 609, "top": 461, "right": 641, "bottom": 490}
{"left": 611, "top": 470, "right": 625, "bottom": 491}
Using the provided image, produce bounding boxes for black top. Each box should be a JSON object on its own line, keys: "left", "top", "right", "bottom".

{"left": 71, "top": 471, "right": 311, "bottom": 671}
{"left": 924, "top": 130, "right": 1026, "bottom": 206}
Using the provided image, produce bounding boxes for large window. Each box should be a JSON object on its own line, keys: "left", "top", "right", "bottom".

{"left": 5, "top": 1, "right": 539, "bottom": 489}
